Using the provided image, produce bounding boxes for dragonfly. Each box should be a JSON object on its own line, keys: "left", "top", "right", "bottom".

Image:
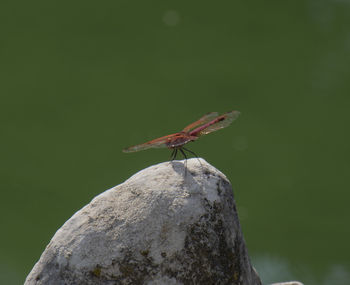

{"left": 123, "top": 111, "right": 240, "bottom": 160}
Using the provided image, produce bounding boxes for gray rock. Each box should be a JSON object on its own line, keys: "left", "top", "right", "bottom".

{"left": 25, "top": 158, "right": 262, "bottom": 285}
{"left": 271, "top": 281, "right": 304, "bottom": 285}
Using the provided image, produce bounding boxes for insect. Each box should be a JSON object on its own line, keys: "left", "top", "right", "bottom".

{"left": 123, "top": 111, "right": 240, "bottom": 160}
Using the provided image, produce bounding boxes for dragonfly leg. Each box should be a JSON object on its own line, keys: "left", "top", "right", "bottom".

{"left": 174, "top": 148, "right": 178, "bottom": 160}
{"left": 170, "top": 148, "right": 178, "bottom": 161}
{"left": 179, "top": 148, "right": 188, "bottom": 160}
{"left": 183, "top": 147, "right": 203, "bottom": 167}
{"left": 170, "top": 148, "right": 176, "bottom": 160}
{"left": 179, "top": 148, "right": 188, "bottom": 176}
{"left": 182, "top": 147, "right": 199, "bottom": 158}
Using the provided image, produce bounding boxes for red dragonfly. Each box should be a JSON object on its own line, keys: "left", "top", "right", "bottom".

{"left": 123, "top": 111, "right": 240, "bottom": 160}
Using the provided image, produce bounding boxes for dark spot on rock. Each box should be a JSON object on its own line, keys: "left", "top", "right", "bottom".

{"left": 204, "top": 169, "right": 211, "bottom": 178}
{"left": 161, "top": 252, "right": 167, "bottom": 258}
{"left": 91, "top": 265, "right": 101, "bottom": 277}
{"left": 119, "top": 263, "right": 135, "bottom": 277}
{"left": 140, "top": 249, "right": 149, "bottom": 257}
{"left": 200, "top": 213, "right": 209, "bottom": 221}
{"left": 217, "top": 181, "right": 222, "bottom": 196}
{"left": 221, "top": 178, "right": 230, "bottom": 187}
{"left": 35, "top": 274, "right": 41, "bottom": 281}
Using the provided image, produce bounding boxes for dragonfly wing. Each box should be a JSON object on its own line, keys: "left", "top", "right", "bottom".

{"left": 182, "top": 112, "right": 219, "bottom": 133}
{"left": 123, "top": 136, "right": 170, "bottom": 153}
{"left": 197, "top": 110, "right": 240, "bottom": 136}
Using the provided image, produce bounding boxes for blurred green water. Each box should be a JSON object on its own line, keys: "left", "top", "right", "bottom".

{"left": 1, "top": 1, "right": 349, "bottom": 284}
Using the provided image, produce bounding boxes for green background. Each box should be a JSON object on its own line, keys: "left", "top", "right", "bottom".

{"left": 1, "top": 1, "right": 349, "bottom": 284}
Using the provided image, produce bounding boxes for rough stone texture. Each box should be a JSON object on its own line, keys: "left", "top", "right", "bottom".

{"left": 271, "top": 281, "right": 304, "bottom": 285}
{"left": 25, "top": 158, "right": 262, "bottom": 285}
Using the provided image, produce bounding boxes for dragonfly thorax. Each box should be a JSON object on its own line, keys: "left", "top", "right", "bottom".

{"left": 166, "top": 132, "right": 198, "bottom": 149}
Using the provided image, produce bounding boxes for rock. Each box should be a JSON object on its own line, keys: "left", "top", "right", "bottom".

{"left": 25, "top": 158, "right": 262, "bottom": 285}
{"left": 270, "top": 282, "right": 304, "bottom": 285}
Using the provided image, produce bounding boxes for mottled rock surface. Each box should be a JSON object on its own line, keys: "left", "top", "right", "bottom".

{"left": 271, "top": 281, "right": 304, "bottom": 285}
{"left": 25, "top": 158, "right": 262, "bottom": 285}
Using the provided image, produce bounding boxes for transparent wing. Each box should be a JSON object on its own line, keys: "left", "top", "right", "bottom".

{"left": 182, "top": 112, "right": 219, "bottom": 133}
{"left": 195, "top": 111, "right": 240, "bottom": 136}
{"left": 123, "top": 134, "right": 176, "bottom": 153}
